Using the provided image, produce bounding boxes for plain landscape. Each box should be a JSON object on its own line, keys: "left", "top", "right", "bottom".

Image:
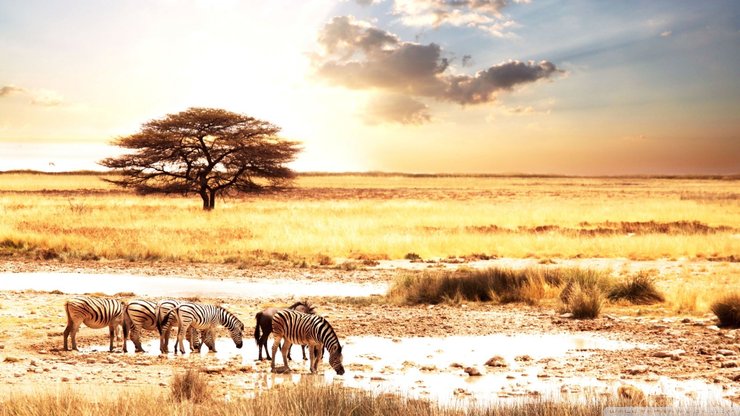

{"left": 0, "top": 172, "right": 738, "bottom": 415}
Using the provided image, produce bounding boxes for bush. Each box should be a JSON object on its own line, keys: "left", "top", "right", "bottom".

{"left": 608, "top": 273, "right": 665, "bottom": 305}
{"left": 559, "top": 269, "right": 612, "bottom": 303}
{"left": 387, "top": 267, "right": 552, "bottom": 305}
{"left": 711, "top": 293, "right": 740, "bottom": 327}
{"left": 562, "top": 283, "right": 603, "bottom": 319}
{"left": 171, "top": 368, "right": 211, "bottom": 403}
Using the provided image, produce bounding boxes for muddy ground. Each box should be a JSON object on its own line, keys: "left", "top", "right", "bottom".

{"left": 0, "top": 260, "right": 738, "bottom": 405}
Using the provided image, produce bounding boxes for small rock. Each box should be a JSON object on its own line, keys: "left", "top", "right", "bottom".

{"left": 707, "top": 325, "right": 721, "bottom": 332}
{"left": 559, "top": 313, "right": 574, "bottom": 319}
{"left": 202, "top": 365, "right": 225, "bottom": 373}
{"left": 370, "top": 376, "right": 385, "bottom": 381}
{"left": 464, "top": 367, "right": 482, "bottom": 376}
{"left": 515, "top": 355, "right": 533, "bottom": 362}
{"left": 453, "top": 388, "right": 470, "bottom": 396}
{"left": 681, "top": 318, "right": 692, "bottom": 324}
{"left": 61, "top": 377, "right": 70, "bottom": 382}
{"left": 485, "top": 356, "right": 507, "bottom": 367}
{"left": 721, "top": 361, "right": 738, "bottom": 368}
{"left": 717, "top": 349, "right": 737, "bottom": 356}
{"left": 626, "top": 365, "right": 649, "bottom": 375}
{"left": 449, "top": 362, "right": 463, "bottom": 368}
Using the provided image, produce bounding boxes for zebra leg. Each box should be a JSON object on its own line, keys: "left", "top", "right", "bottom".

{"left": 108, "top": 324, "right": 116, "bottom": 352}
{"left": 176, "top": 325, "right": 187, "bottom": 355}
{"left": 63, "top": 320, "right": 74, "bottom": 351}
{"left": 280, "top": 340, "right": 293, "bottom": 372}
{"left": 302, "top": 345, "right": 308, "bottom": 361}
{"left": 309, "top": 344, "right": 317, "bottom": 373}
{"left": 69, "top": 321, "right": 82, "bottom": 351}
{"left": 131, "top": 325, "right": 145, "bottom": 353}
{"left": 160, "top": 328, "right": 170, "bottom": 354}
{"left": 271, "top": 335, "right": 282, "bottom": 372}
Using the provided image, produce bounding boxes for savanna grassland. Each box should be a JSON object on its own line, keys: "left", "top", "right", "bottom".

{"left": 1, "top": 172, "right": 739, "bottom": 415}
{"left": 1, "top": 172, "right": 738, "bottom": 263}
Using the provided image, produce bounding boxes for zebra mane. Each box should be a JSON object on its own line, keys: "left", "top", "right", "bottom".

{"left": 216, "top": 305, "right": 244, "bottom": 329}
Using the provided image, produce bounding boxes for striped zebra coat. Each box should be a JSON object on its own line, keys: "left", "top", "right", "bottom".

{"left": 63, "top": 296, "right": 124, "bottom": 352}
{"left": 271, "top": 309, "right": 345, "bottom": 375}
{"left": 166, "top": 302, "right": 244, "bottom": 354}
{"left": 155, "top": 300, "right": 210, "bottom": 354}
{"left": 123, "top": 299, "right": 204, "bottom": 353}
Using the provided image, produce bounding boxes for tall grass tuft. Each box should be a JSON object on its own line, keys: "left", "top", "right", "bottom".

{"left": 607, "top": 272, "right": 665, "bottom": 305}
{"left": 558, "top": 269, "right": 612, "bottom": 303}
{"left": 387, "top": 267, "right": 576, "bottom": 305}
{"left": 171, "top": 368, "right": 211, "bottom": 403}
{"left": 562, "top": 283, "right": 603, "bottom": 319}
{"left": 711, "top": 293, "right": 740, "bottom": 327}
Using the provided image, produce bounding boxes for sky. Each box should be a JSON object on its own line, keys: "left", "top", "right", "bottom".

{"left": 0, "top": 0, "right": 738, "bottom": 175}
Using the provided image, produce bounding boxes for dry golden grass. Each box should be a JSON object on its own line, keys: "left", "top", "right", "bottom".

{"left": 0, "top": 173, "right": 738, "bottom": 263}
{"left": 0, "top": 379, "right": 684, "bottom": 416}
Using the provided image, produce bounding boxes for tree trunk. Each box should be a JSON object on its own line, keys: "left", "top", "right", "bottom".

{"left": 208, "top": 189, "right": 216, "bottom": 210}
{"left": 200, "top": 190, "right": 212, "bottom": 211}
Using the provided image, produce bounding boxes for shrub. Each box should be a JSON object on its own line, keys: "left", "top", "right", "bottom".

{"left": 559, "top": 269, "right": 612, "bottom": 303}
{"left": 171, "top": 368, "right": 211, "bottom": 403}
{"left": 387, "top": 267, "right": 551, "bottom": 305}
{"left": 562, "top": 283, "right": 603, "bottom": 319}
{"left": 711, "top": 293, "right": 740, "bottom": 327}
{"left": 608, "top": 273, "right": 665, "bottom": 305}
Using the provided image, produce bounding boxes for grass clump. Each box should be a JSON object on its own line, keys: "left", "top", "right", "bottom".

{"left": 388, "top": 267, "right": 558, "bottom": 305}
{"left": 171, "top": 368, "right": 211, "bottom": 403}
{"left": 711, "top": 293, "right": 740, "bottom": 327}
{"left": 562, "top": 283, "right": 603, "bottom": 319}
{"left": 608, "top": 272, "right": 665, "bottom": 305}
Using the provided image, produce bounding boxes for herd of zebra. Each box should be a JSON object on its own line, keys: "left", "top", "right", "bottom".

{"left": 62, "top": 296, "right": 345, "bottom": 375}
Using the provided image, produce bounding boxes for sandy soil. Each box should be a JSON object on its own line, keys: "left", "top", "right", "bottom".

{"left": 0, "top": 260, "right": 738, "bottom": 405}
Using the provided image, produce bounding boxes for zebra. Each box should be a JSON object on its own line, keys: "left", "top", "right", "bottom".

{"left": 121, "top": 299, "right": 200, "bottom": 353}
{"left": 63, "top": 296, "right": 125, "bottom": 352}
{"left": 166, "top": 302, "right": 244, "bottom": 355}
{"left": 155, "top": 300, "right": 211, "bottom": 354}
{"left": 271, "top": 309, "right": 345, "bottom": 375}
{"left": 254, "top": 300, "right": 317, "bottom": 361}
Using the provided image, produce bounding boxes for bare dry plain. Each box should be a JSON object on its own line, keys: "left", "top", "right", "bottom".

{"left": 0, "top": 173, "right": 738, "bottom": 413}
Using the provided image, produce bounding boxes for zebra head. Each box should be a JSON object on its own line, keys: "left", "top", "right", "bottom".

{"left": 230, "top": 320, "right": 245, "bottom": 349}
{"left": 329, "top": 345, "right": 345, "bottom": 375}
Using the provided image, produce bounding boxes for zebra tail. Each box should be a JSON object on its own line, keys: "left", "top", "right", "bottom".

{"left": 254, "top": 312, "right": 262, "bottom": 345}
{"left": 122, "top": 303, "right": 130, "bottom": 340}
{"left": 64, "top": 300, "right": 72, "bottom": 325}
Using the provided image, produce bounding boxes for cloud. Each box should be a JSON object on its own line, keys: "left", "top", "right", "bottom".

{"left": 30, "top": 90, "right": 64, "bottom": 107}
{"left": 363, "top": 94, "right": 431, "bottom": 125}
{"left": 0, "top": 84, "right": 64, "bottom": 106}
{"left": 392, "top": 0, "right": 528, "bottom": 37}
{"left": 314, "top": 16, "right": 561, "bottom": 122}
{"left": 660, "top": 30, "right": 672, "bottom": 37}
{"left": 0, "top": 85, "right": 26, "bottom": 97}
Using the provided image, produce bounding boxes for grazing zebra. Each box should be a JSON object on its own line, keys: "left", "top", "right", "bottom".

{"left": 166, "top": 302, "right": 244, "bottom": 355}
{"left": 122, "top": 299, "right": 201, "bottom": 353}
{"left": 155, "top": 300, "right": 211, "bottom": 354}
{"left": 63, "top": 296, "right": 124, "bottom": 352}
{"left": 271, "top": 309, "right": 345, "bottom": 375}
{"left": 254, "top": 300, "right": 317, "bottom": 361}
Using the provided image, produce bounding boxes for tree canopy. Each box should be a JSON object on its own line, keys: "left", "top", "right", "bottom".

{"left": 100, "top": 107, "right": 301, "bottom": 210}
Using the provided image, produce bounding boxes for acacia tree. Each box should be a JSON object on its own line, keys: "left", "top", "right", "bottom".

{"left": 100, "top": 107, "right": 301, "bottom": 210}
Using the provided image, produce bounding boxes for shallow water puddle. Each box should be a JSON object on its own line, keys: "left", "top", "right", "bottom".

{"left": 103, "top": 333, "right": 735, "bottom": 406}
{"left": 0, "top": 272, "right": 387, "bottom": 298}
